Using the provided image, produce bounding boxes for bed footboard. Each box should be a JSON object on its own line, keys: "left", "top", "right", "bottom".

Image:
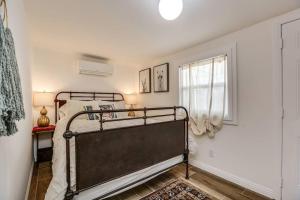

{"left": 63, "top": 107, "right": 189, "bottom": 200}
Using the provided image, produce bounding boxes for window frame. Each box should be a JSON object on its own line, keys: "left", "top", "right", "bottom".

{"left": 178, "top": 43, "right": 238, "bottom": 125}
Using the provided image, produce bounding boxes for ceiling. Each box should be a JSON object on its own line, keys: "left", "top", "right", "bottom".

{"left": 25, "top": 0, "right": 300, "bottom": 65}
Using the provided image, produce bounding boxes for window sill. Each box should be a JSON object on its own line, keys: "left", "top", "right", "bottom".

{"left": 223, "top": 120, "right": 238, "bottom": 126}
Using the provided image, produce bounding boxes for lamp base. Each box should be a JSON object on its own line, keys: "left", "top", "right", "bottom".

{"left": 128, "top": 104, "right": 135, "bottom": 117}
{"left": 37, "top": 106, "right": 50, "bottom": 127}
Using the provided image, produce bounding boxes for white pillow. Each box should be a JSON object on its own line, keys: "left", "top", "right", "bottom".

{"left": 58, "top": 100, "right": 99, "bottom": 120}
{"left": 58, "top": 100, "right": 81, "bottom": 119}
{"left": 98, "top": 100, "right": 127, "bottom": 118}
{"left": 98, "top": 104, "right": 117, "bottom": 120}
{"left": 58, "top": 107, "right": 66, "bottom": 119}
{"left": 81, "top": 101, "right": 100, "bottom": 120}
{"left": 111, "top": 101, "right": 126, "bottom": 109}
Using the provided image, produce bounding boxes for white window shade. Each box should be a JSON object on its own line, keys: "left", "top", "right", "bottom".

{"left": 179, "top": 43, "right": 237, "bottom": 126}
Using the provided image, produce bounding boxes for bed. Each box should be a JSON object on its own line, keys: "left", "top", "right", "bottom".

{"left": 45, "top": 91, "right": 189, "bottom": 200}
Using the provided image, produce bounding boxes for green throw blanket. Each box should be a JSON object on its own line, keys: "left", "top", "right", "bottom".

{"left": 0, "top": 16, "right": 25, "bottom": 136}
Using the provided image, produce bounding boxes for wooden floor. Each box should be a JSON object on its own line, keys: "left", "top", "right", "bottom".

{"left": 28, "top": 162, "right": 273, "bottom": 200}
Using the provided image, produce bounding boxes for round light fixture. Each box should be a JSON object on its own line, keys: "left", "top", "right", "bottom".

{"left": 159, "top": 0, "right": 183, "bottom": 21}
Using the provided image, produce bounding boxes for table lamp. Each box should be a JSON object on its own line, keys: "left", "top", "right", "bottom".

{"left": 125, "top": 93, "right": 137, "bottom": 117}
{"left": 33, "top": 92, "right": 54, "bottom": 127}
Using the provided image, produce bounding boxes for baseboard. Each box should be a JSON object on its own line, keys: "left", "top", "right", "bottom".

{"left": 25, "top": 161, "right": 34, "bottom": 200}
{"left": 190, "top": 159, "right": 275, "bottom": 199}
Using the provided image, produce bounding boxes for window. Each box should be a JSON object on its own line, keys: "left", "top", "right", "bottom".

{"left": 179, "top": 44, "right": 237, "bottom": 124}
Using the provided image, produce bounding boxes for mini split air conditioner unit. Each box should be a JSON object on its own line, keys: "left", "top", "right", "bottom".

{"left": 78, "top": 59, "right": 113, "bottom": 76}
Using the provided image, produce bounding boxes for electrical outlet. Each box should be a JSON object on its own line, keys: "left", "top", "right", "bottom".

{"left": 209, "top": 150, "right": 215, "bottom": 158}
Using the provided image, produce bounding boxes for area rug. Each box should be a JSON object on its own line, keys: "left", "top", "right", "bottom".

{"left": 141, "top": 179, "right": 213, "bottom": 200}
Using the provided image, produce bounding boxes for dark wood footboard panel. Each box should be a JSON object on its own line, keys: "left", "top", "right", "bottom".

{"left": 75, "top": 120, "right": 185, "bottom": 191}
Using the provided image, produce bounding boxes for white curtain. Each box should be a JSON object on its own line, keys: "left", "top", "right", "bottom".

{"left": 179, "top": 55, "right": 227, "bottom": 138}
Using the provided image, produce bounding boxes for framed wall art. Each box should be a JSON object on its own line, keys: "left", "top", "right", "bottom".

{"left": 139, "top": 68, "right": 151, "bottom": 93}
{"left": 153, "top": 63, "right": 169, "bottom": 93}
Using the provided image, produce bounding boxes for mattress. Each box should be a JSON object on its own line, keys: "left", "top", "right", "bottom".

{"left": 45, "top": 114, "right": 185, "bottom": 200}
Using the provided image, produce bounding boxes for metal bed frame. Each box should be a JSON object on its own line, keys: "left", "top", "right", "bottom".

{"left": 54, "top": 91, "right": 189, "bottom": 200}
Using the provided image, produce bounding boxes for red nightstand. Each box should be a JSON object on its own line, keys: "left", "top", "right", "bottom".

{"left": 32, "top": 125, "right": 55, "bottom": 162}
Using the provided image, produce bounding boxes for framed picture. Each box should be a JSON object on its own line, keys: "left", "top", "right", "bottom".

{"left": 153, "top": 63, "right": 169, "bottom": 93}
{"left": 139, "top": 68, "right": 151, "bottom": 93}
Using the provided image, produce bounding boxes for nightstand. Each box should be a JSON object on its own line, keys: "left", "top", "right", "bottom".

{"left": 32, "top": 125, "right": 55, "bottom": 163}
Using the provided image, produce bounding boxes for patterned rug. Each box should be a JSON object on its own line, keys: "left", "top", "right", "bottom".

{"left": 141, "top": 179, "right": 213, "bottom": 200}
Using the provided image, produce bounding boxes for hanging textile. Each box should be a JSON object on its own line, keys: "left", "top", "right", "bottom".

{"left": 179, "top": 55, "right": 227, "bottom": 138}
{"left": 0, "top": 2, "right": 25, "bottom": 136}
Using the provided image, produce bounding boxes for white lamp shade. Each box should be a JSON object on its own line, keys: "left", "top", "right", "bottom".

{"left": 33, "top": 92, "right": 54, "bottom": 106}
{"left": 125, "top": 93, "right": 137, "bottom": 105}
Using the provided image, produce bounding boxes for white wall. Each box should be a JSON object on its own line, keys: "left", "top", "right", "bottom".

{"left": 31, "top": 46, "right": 139, "bottom": 148}
{"left": 138, "top": 14, "right": 285, "bottom": 199}
{"left": 32, "top": 47, "right": 138, "bottom": 96}
{"left": 0, "top": 0, "right": 33, "bottom": 199}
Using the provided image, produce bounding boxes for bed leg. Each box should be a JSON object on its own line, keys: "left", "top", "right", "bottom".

{"left": 185, "top": 160, "right": 190, "bottom": 180}
{"left": 184, "top": 150, "right": 189, "bottom": 179}
{"left": 65, "top": 189, "right": 74, "bottom": 200}
{"left": 185, "top": 162, "right": 189, "bottom": 179}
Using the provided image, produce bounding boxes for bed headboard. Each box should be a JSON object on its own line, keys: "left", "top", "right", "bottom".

{"left": 54, "top": 91, "right": 125, "bottom": 122}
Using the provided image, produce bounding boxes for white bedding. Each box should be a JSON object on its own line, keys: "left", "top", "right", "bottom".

{"left": 45, "top": 114, "right": 185, "bottom": 200}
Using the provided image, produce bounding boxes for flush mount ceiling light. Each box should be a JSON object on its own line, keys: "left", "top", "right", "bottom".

{"left": 159, "top": 0, "right": 183, "bottom": 21}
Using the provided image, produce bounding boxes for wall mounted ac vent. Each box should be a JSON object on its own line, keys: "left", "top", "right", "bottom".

{"left": 78, "top": 59, "right": 113, "bottom": 76}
